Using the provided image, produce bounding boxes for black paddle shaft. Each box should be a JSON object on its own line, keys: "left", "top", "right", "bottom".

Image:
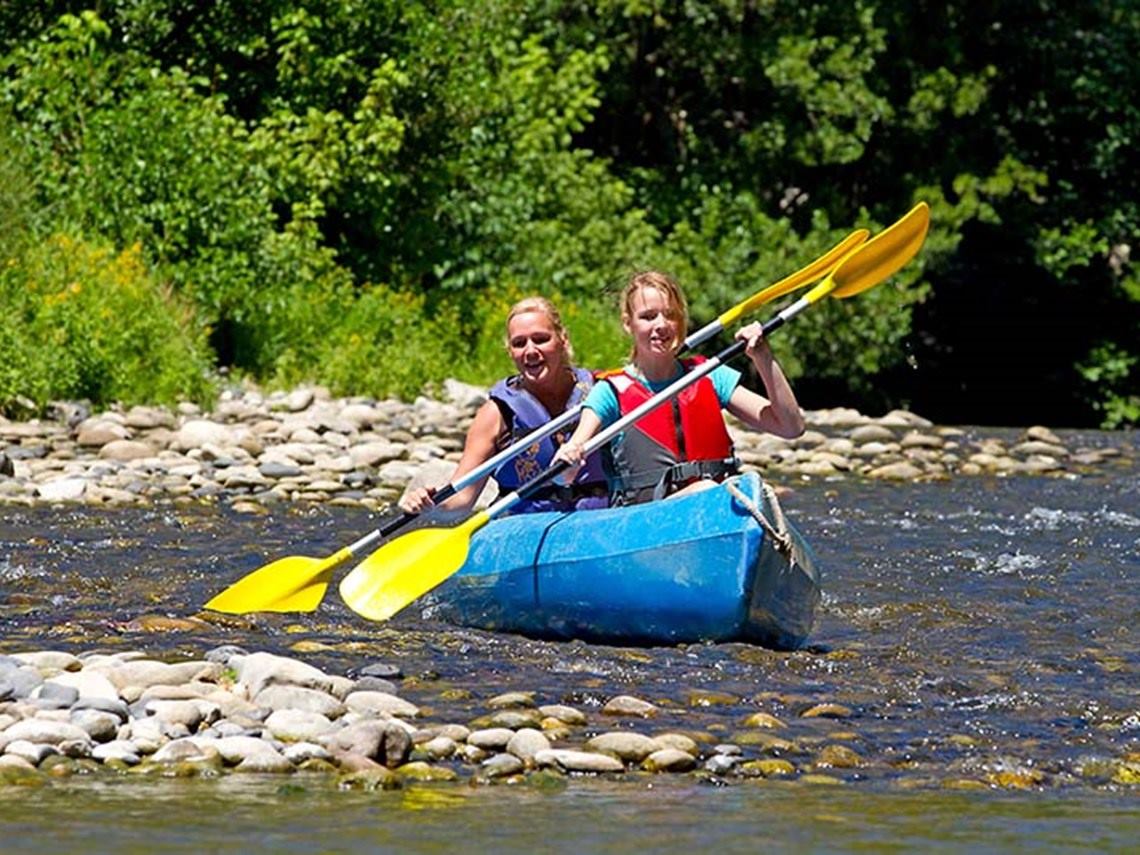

{"left": 376, "top": 482, "right": 461, "bottom": 538}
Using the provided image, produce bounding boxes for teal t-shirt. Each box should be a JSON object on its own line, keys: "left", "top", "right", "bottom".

{"left": 583, "top": 362, "right": 742, "bottom": 428}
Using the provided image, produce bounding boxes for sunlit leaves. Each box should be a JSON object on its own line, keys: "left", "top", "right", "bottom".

{"left": 757, "top": 8, "right": 890, "bottom": 166}
{"left": 906, "top": 66, "right": 996, "bottom": 131}
{"left": 1, "top": 1, "right": 1137, "bottom": 424}
{"left": 1035, "top": 221, "right": 1110, "bottom": 279}
{"left": 1078, "top": 342, "right": 1140, "bottom": 429}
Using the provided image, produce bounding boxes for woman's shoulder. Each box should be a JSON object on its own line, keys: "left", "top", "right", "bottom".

{"left": 490, "top": 372, "right": 532, "bottom": 399}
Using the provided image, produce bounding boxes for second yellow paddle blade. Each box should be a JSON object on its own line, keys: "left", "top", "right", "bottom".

{"left": 832, "top": 202, "right": 930, "bottom": 298}
{"left": 717, "top": 228, "right": 870, "bottom": 327}
{"left": 339, "top": 512, "right": 489, "bottom": 622}
{"left": 204, "top": 553, "right": 339, "bottom": 614}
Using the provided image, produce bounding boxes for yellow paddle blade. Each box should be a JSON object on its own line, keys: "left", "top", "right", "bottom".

{"left": 717, "top": 228, "right": 870, "bottom": 328}
{"left": 339, "top": 511, "right": 492, "bottom": 622}
{"left": 832, "top": 202, "right": 930, "bottom": 298}
{"left": 204, "top": 548, "right": 351, "bottom": 614}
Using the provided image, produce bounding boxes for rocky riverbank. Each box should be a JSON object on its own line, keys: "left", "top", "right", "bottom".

{"left": 2, "top": 385, "right": 1130, "bottom": 513}
{"left": 3, "top": 388, "right": 1137, "bottom": 794}
{"left": 0, "top": 646, "right": 717, "bottom": 787}
{"left": 4, "top": 645, "right": 1136, "bottom": 789}
{"left": 0, "top": 383, "right": 1135, "bottom": 511}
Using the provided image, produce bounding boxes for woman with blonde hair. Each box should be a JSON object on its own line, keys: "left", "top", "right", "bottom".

{"left": 400, "top": 296, "right": 607, "bottom": 515}
{"left": 554, "top": 270, "right": 805, "bottom": 505}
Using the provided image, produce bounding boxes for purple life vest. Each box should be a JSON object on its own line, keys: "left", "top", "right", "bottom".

{"left": 489, "top": 367, "right": 609, "bottom": 514}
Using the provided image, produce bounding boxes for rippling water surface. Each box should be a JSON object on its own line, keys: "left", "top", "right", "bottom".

{"left": 1, "top": 429, "right": 1137, "bottom": 852}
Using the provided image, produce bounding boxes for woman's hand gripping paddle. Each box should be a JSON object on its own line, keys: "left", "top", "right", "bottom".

{"left": 202, "top": 230, "right": 868, "bottom": 615}
{"left": 338, "top": 203, "right": 929, "bottom": 622}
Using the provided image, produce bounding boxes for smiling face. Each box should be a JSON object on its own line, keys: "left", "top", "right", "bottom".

{"left": 506, "top": 309, "right": 569, "bottom": 388}
{"left": 623, "top": 284, "right": 682, "bottom": 364}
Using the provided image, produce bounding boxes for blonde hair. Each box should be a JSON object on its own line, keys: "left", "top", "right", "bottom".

{"left": 620, "top": 270, "right": 689, "bottom": 357}
{"left": 504, "top": 296, "right": 574, "bottom": 362}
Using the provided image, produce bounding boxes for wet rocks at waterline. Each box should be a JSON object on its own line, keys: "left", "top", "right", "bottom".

{"left": 0, "top": 384, "right": 1132, "bottom": 510}
{"left": 0, "top": 647, "right": 821, "bottom": 785}
{"left": 3, "top": 647, "right": 1137, "bottom": 790}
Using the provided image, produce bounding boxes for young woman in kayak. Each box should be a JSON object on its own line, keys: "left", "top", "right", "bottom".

{"left": 553, "top": 270, "right": 805, "bottom": 505}
{"left": 399, "top": 296, "right": 608, "bottom": 516}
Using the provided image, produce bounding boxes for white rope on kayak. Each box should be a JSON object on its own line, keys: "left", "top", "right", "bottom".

{"left": 726, "top": 478, "right": 793, "bottom": 556}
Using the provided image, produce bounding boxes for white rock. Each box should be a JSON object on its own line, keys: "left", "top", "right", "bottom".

{"left": 48, "top": 669, "right": 120, "bottom": 701}
{"left": 4, "top": 739, "right": 59, "bottom": 765}
{"left": 96, "top": 660, "right": 221, "bottom": 691}
{"left": 443, "top": 379, "right": 488, "bottom": 409}
{"left": 145, "top": 699, "right": 221, "bottom": 730}
{"left": 534, "top": 748, "right": 624, "bottom": 773}
{"left": 210, "top": 736, "right": 284, "bottom": 765}
{"left": 91, "top": 740, "right": 141, "bottom": 764}
{"left": 70, "top": 709, "right": 121, "bottom": 742}
{"left": 3, "top": 718, "right": 91, "bottom": 746}
{"left": 254, "top": 685, "right": 346, "bottom": 719}
{"left": 282, "top": 741, "right": 333, "bottom": 764}
{"left": 466, "top": 728, "right": 514, "bottom": 750}
{"left": 12, "top": 651, "right": 82, "bottom": 672}
{"left": 343, "top": 691, "right": 420, "bottom": 719}
{"left": 584, "top": 731, "right": 659, "bottom": 762}
{"left": 339, "top": 403, "right": 383, "bottom": 429}
{"left": 349, "top": 441, "right": 406, "bottom": 468}
{"left": 235, "top": 651, "right": 335, "bottom": 698}
{"left": 171, "top": 420, "right": 235, "bottom": 452}
{"left": 283, "top": 389, "right": 315, "bottom": 412}
{"left": 98, "top": 440, "right": 155, "bottom": 461}
{"left": 36, "top": 477, "right": 87, "bottom": 501}
{"left": 150, "top": 737, "right": 219, "bottom": 764}
{"left": 263, "top": 709, "right": 336, "bottom": 743}
{"left": 506, "top": 728, "right": 551, "bottom": 761}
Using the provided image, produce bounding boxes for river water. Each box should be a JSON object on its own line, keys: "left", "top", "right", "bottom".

{"left": 1, "top": 428, "right": 1137, "bottom": 852}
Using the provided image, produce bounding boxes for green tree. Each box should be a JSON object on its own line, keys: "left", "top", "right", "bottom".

{"left": 1, "top": 1, "right": 1135, "bottom": 423}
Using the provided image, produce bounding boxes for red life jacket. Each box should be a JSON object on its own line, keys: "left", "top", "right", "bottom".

{"left": 602, "top": 356, "right": 738, "bottom": 506}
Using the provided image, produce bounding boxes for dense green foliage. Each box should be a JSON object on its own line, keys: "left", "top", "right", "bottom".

{"left": 0, "top": 233, "right": 214, "bottom": 408}
{"left": 0, "top": 1, "right": 1136, "bottom": 426}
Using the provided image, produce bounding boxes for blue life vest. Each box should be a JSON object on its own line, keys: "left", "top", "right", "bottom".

{"left": 489, "top": 367, "right": 609, "bottom": 514}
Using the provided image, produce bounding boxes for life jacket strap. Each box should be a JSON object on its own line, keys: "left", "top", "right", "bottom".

{"left": 611, "top": 456, "right": 740, "bottom": 503}
{"left": 527, "top": 480, "right": 610, "bottom": 504}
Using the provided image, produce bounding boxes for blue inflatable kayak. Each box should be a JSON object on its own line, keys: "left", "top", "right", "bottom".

{"left": 424, "top": 472, "right": 820, "bottom": 649}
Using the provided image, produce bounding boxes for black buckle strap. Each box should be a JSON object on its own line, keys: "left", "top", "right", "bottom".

{"left": 650, "top": 457, "right": 740, "bottom": 501}
{"left": 531, "top": 480, "right": 609, "bottom": 505}
{"left": 611, "top": 457, "right": 740, "bottom": 502}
